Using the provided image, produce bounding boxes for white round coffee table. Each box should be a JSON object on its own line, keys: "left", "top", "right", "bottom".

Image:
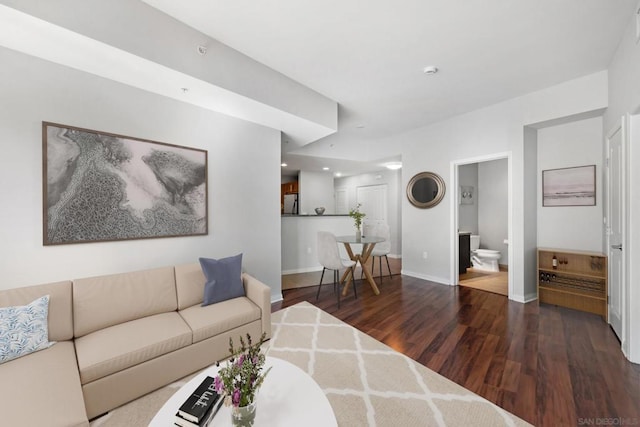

{"left": 149, "top": 356, "right": 337, "bottom": 426}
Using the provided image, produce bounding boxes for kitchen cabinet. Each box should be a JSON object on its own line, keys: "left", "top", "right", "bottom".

{"left": 281, "top": 181, "right": 299, "bottom": 213}
{"left": 282, "top": 181, "right": 298, "bottom": 194}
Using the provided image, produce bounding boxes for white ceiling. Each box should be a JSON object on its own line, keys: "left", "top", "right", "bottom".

{"left": 2, "top": 2, "right": 635, "bottom": 177}
{"left": 142, "top": 0, "right": 636, "bottom": 176}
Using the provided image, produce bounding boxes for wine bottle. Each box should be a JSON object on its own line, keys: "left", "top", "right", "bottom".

{"left": 552, "top": 254, "right": 558, "bottom": 270}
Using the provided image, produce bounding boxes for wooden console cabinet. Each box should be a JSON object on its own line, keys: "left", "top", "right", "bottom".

{"left": 537, "top": 248, "right": 607, "bottom": 320}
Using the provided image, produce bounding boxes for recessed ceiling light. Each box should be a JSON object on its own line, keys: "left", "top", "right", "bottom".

{"left": 335, "top": 172, "right": 342, "bottom": 177}
{"left": 281, "top": 163, "right": 287, "bottom": 167}
{"left": 386, "top": 162, "right": 402, "bottom": 170}
{"left": 423, "top": 66, "right": 438, "bottom": 75}
{"left": 181, "top": 87, "right": 189, "bottom": 93}
{"left": 322, "top": 167, "right": 330, "bottom": 170}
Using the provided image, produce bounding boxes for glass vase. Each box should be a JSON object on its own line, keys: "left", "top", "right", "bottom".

{"left": 231, "top": 400, "right": 257, "bottom": 427}
{"left": 355, "top": 229, "right": 362, "bottom": 241}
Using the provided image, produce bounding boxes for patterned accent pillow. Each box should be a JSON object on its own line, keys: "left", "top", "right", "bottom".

{"left": 0, "top": 295, "right": 55, "bottom": 364}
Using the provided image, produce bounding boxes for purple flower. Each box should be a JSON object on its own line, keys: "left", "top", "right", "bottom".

{"left": 214, "top": 376, "right": 223, "bottom": 393}
{"left": 237, "top": 354, "right": 245, "bottom": 366}
{"left": 232, "top": 389, "right": 241, "bottom": 406}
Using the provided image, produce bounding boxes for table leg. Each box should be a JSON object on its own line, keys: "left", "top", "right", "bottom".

{"left": 359, "top": 243, "right": 380, "bottom": 295}
{"left": 340, "top": 243, "right": 357, "bottom": 296}
{"left": 340, "top": 267, "right": 354, "bottom": 296}
{"left": 343, "top": 243, "right": 356, "bottom": 260}
{"left": 340, "top": 242, "right": 381, "bottom": 296}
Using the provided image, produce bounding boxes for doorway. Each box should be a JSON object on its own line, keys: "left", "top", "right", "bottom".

{"left": 356, "top": 184, "right": 388, "bottom": 224}
{"left": 606, "top": 119, "right": 625, "bottom": 341}
{"left": 452, "top": 153, "right": 512, "bottom": 297}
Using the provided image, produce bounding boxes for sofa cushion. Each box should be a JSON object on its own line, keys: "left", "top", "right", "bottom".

{"left": 75, "top": 312, "right": 192, "bottom": 384}
{"left": 73, "top": 266, "right": 177, "bottom": 337}
{"left": 199, "top": 254, "right": 245, "bottom": 306}
{"left": 0, "top": 295, "right": 54, "bottom": 364}
{"left": 0, "top": 341, "right": 88, "bottom": 427}
{"left": 175, "top": 262, "right": 206, "bottom": 310}
{"left": 0, "top": 280, "right": 73, "bottom": 341}
{"left": 179, "top": 297, "right": 260, "bottom": 344}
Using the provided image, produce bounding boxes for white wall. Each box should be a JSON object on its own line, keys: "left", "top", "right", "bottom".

{"left": 398, "top": 101, "right": 524, "bottom": 289}
{"left": 536, "top": 117, "right": 604, "bottom": 251}
{"left": 478, "top": 158, "right": 509, "bottom": 265}
{"left": 605, "top": 9, "right": 640, "bottom": 363}
{"left": 523, "top": 127, "right": 538, "bottom": 301}
{"left": 281, "top": 216, "right": 354, "bottom": 275}
{"left": 281, "top": 174, "right": 298, "bottom": 183}
{"left": 0, "top": 47, "right": 283, "bottom": 301}
{"left": 334, "top": 169, "right": 402, "bottom": 256}
{"left": 458, "top": 163, "right": 478, "bottom": 234}
{"left": 1, "top": 0, "right": 338, "bottom": 139}
{"left": 298, "top": 171, "right": 335, "bottom": 214}
{"left": 370, "top": 71, "right": 608, "bottom": 303}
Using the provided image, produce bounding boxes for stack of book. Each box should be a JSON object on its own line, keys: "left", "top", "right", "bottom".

{"left": 174, "top": 376, "right": 223, "bottom": 427}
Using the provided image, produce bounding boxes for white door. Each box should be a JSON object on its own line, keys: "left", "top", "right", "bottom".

{"left": 607, "top": 120, "right": 624, "bottom": 340}
{"left": 356, "top": 185, "right": 387, "bottom": 226}
{"left": 334, "top": 188, "right": 348, "bottom": 214}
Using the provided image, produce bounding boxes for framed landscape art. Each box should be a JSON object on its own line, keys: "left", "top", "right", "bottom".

{"left": 43, "top": 122, "right": 208, "bottom": 245}
{"left": 542, "top": 164, "right": 595, "bottom": 207}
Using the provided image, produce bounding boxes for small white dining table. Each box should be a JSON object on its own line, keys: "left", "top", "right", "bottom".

{"left": 335, "top": 235, "right": 385, "bottom": 296}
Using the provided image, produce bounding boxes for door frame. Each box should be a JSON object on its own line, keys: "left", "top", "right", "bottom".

{"left": 621, "top": 105, "right": 640, "bottom": 363}
{"left": 450, "top": 152, "right": 513, "bottom": 298}
{"left": 605, "top": 117, "right": 626, "bottom": 347}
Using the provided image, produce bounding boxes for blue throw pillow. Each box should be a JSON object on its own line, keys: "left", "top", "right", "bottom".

{"left": 199, "top": 254, "right": 245, "bottom": 307}
{"left": 0, "top": 295, "right": 55, "bottom": 364}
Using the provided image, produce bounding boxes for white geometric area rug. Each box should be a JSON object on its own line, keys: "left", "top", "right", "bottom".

{"left": 268, "top": 301, "right": 532, "bottom": 427}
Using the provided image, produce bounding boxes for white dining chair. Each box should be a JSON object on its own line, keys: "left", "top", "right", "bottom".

{"left": 368, "top": 223, "right": 393, "bottom": 281}
{"left": 316, "top": 231, "right": 357, "bottom": 308}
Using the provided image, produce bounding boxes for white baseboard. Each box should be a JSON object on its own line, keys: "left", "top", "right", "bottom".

{"left": 283, "top": 255, "right": 401, "bottom": 276}
{"left": 509, "top": 292, "right": 538, "bottom": 304}
{"left": 282, "top": 266, "right": 323, "bottom": 275}
{"left": 401, "top": 269, "right": 450, "bottom": 286}
{"left": 271, "top": 293, "right": 283, "bottom": 303}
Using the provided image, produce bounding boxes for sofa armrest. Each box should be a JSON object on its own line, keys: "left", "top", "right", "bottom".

{"left": 242, "top": 273, "right": 272, "bottom": 339}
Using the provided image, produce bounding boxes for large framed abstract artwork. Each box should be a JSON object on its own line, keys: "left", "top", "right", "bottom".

{"left": 43, "top": 122, "right": 208, "bottom": 245}
{"left": 542, "top": 164, "right": 595, "bottom": 207}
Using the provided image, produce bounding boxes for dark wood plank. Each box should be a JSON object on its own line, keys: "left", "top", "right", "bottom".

{"left": 272, "top": 273, "right": 640, "bottom": 426}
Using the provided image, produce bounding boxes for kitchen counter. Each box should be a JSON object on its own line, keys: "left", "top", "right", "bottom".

{"left": 281, "top": 215, "right": 354, "bottom": 279}
{"left": 282, "top": 214, "right": 349, "bottom": 217}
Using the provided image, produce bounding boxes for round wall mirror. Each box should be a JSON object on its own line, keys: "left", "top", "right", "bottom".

{"left": 407, "top": 172, "right": 446, "bottom": 208}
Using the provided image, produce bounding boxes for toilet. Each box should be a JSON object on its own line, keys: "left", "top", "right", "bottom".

{"left": 470, "top": 235, "right": 501, "bottom": 272}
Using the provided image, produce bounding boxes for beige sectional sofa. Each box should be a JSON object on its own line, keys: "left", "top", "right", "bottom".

{"left": 0, "top": 262, "right": 272, "bottom": 427}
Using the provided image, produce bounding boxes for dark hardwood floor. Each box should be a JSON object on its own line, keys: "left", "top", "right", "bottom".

{"left": 272, "top": 273, "right": 640, "bottom": 427}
